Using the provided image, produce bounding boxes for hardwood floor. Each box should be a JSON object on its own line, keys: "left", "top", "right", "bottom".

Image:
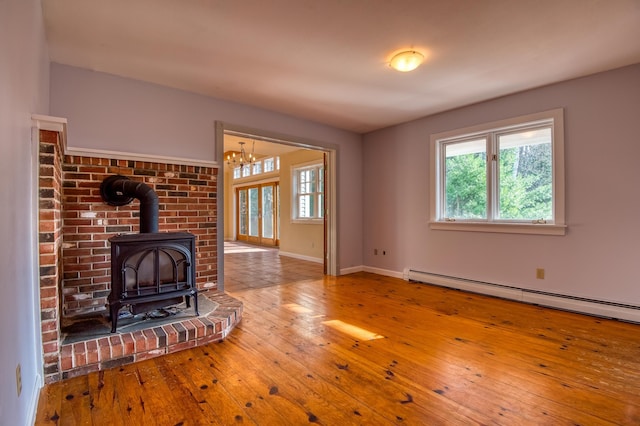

{"left": 223, "top": 241, "right": 324, "bottom": 292}
{"left": 36, "top": 249, "right": 640, "bottom": 425}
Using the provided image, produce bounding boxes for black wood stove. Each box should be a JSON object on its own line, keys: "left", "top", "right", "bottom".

{"left": 101, "top": 175, "right": 198, "bottom": 332}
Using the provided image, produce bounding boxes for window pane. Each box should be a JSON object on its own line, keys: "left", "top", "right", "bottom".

{"left": 248, "top": 188, "right": 259, "bottom": 237}
{"left": 233, "top": 167, "right": 241, "bottom": 179}
{"left": 242, "top": 166, "right": 250, "bottom": 177}
{"left": 498, "top": 128, "right": 552, "bottom": 220}
{"left": 264, "top": 158, "right": 274, "bottom": 172}
{"left": 238, "top": 190, "right": 247, "bottom": 235}
{"left": 299, "top": 194, "right": 311, "bottom": 217}
{"left": 308, "top": 194, "right": 315, "bottom": 217}
{"left": 299, "top": 171, "right": 307, "bottom": 194}
{"left": 444, "top": 139, "right": 487, "bottom": 219}
{"left": 262, "top": 186, "right": 273, "bottom": 239}
{"left": 299, "top": 169, "right": 316, "bottom": 194}
{"left": 309, "top": 169, "right": 316, "bottom": 193}
{"left": 252, "top": 161, "right": 262, "bottom": 175}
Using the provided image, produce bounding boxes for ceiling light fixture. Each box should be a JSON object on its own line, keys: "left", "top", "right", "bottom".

{"left": 226, "top": 141, "right": 255, "bottom": 170}
{"left": 389, "top": 50, "right": 424, "bottom": 72}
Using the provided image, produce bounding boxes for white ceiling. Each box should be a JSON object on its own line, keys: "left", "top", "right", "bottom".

{"left": 42, "top": 0, "right": 640, "bottom": 134}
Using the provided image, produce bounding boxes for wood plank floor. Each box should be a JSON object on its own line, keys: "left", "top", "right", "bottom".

{"left": 222, "top": 241, "right": 324, "bottom": 292}
{"left": 36, "top": 248, "right": 640, "bottom": 425}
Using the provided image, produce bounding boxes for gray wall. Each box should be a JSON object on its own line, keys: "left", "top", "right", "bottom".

{"left": 363, "top": 63, "right": 640, "bottom": 306}
{"left": 0, "top": 0, "right": 50, "bottom": 423}
{"left": 50, "top": 63, "right": 364, "bottom": 272}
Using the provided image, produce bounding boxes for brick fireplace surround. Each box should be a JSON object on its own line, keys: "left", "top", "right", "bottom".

{"left": 38, "top": 130, "right": 242, "bottom": 383}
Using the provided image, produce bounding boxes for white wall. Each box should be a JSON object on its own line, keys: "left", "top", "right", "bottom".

{"left": 0, "top": 0, "right": 50, "bottom": 424}
{"left": 50, "top": 63, "right": 364, "bottom": 273}
{"left": 363, "top": 64, "right": 640, "bottom": 306}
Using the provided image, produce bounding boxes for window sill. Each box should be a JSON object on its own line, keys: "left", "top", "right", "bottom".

{"left": 429, "top": 221, "right": 566, "bottom": 235}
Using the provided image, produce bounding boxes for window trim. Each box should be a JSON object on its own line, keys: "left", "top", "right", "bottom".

{"left": 429, "top": 108, "right": 566, "bottom": 235}
{"left": 291, "top": 160, "right": 324, "bottom": 223}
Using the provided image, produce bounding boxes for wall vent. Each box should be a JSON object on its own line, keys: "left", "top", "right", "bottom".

{"left": 405, "top": 269, "right": 640, "bottom": 324}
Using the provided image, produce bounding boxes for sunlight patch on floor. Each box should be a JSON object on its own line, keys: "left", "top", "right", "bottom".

{"left": 283, "top": 303, "right": 314, "bottom": 314}
{"left": 224, "top": 242, "right": 270, "bottom": 254}
{"left": 322, "top": 319, "right": 386, "bottom": 341}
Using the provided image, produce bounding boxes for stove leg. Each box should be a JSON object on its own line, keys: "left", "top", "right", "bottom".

{"left": 193, "top": 292, "right": 199, "bottom": 316}
{"left": 110, "top": 304, "right": 119, "bottom": 333}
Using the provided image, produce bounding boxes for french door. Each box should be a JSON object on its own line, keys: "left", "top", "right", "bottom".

{"left": 236, "top": 183, "right": 279, "bottom": 246}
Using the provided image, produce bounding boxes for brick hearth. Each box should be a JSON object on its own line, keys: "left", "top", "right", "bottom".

{"left": 58, "top": 292, "right": 242, "bottom": 380}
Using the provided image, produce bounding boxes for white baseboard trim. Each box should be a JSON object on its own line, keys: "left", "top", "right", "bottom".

{"left": 340, "top": 265, "right": 364, "bottom": 275}
{"left": 363, "top": 266, "right": 404, "bottom": 279}
{"left": 27, "top": 374, "right": 42, "bottom": 426}
{"left": 405, "top": 269, "right": 640, "bottom": 324}
{"left": 278, "top": 251, "right": 323, "bottom": 264}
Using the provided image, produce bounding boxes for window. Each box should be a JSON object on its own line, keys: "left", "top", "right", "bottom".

{"left": 430, "top": 109, "right": 565, "bottom": 235}
{"left": 293, "top": 162, "right": 324, "bottom": 221}
{"left": 232, "top": 156, "right": 280, "bottom": 180}
{"left": 252, "top": 161, "right": 262, "bottom": 175}
{"left": 263, "top": 157, "right": 275, "bottom": 172}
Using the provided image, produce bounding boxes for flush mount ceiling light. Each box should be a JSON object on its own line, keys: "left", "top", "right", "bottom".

{"left": 389, "top": 50, "right": 424, "bottom": 72}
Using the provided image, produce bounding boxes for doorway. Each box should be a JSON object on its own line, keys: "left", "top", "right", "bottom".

{"left": 216, "top": 122, "right": 338, "bottom": 291}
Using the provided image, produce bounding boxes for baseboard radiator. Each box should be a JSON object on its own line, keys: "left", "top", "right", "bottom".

{"left": 404, "top": 269, "right": 640, "bottom": 324}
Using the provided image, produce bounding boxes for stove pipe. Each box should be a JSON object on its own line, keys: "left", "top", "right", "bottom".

{"left": 100, "top": 175, "right": 159, "bottom": 233}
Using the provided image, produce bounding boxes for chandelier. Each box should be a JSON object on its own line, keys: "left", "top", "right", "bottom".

{"left": 226, "top": 141, "right": 255, "bottom": 169}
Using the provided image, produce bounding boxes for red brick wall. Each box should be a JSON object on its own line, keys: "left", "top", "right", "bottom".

{"left": 38, "top": 130, "right": 220, "bottom": 382}
{"left": 61, "top": 156, "right": 219, "bottom": 317}
{"left": 39, "top": 130, "right": 65, "bottom": 382}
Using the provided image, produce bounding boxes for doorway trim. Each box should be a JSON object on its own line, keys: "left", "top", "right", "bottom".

{"left": 215, "top": 121, "right": 338, "bottom": 289}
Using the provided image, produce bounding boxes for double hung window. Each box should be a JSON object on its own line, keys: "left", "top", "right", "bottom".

{"left": 292, "top": 162, "right": 324, "bottom": 221}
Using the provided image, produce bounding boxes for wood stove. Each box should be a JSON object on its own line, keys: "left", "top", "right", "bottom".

{"left": 101, "top": 175, "right": 199, "bottom": 332}
{"left": 108, "top": 232, "right": 198, "bottom": 333}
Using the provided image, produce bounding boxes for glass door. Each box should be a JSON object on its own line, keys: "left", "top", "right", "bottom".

{"left": 236, "top": 183, "right": 279, "bottom": 246}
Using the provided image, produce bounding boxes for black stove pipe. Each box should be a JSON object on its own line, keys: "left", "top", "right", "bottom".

{"left": 100, "top": 175, "right": 159, "bottom": 233}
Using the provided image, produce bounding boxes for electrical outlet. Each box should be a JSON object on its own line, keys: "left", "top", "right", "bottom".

{"left": 382, "top": 250, "right": 386, "bottom": 255}
{"left": 374, "top": 249, "right": 378, "bottom": 255}
{"left": 16, "top": 364, "right": 22, "bottom": 397}
{"left": 536, "top": 268, "right": 545, "bottom": 280}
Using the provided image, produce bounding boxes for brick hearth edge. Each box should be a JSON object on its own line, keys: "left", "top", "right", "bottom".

{"left": 59, "top": 291, "right": 242, "bottom": 380}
